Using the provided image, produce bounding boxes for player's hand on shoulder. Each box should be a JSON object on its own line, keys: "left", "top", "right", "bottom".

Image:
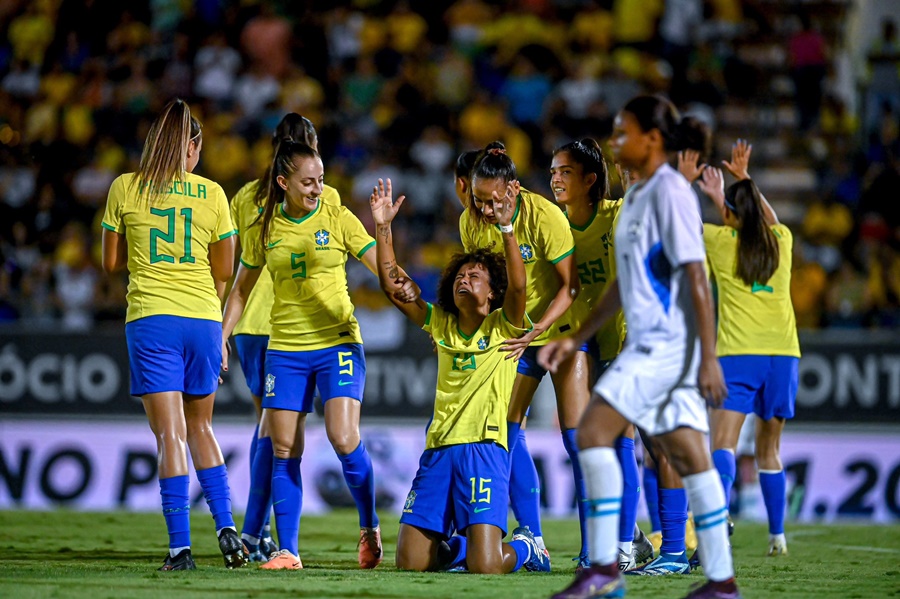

{"left": 501, "top": 327, "right": 540, "bottom": 361}
{"left": 536, "top": 337, "right": 576, "bottom": 374}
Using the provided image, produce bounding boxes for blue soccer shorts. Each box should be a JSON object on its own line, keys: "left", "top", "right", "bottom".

{"left": 263, "top": 343, "right": 365, "bottom": 412}
{"left": 720, "top": 355, "right": 799, "bottom": 421}
{"left": 233, "top": 334, "right": 268, "bottom": 398}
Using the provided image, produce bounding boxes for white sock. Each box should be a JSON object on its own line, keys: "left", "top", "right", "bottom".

{"left": 684, "top": 469, "right": 734, "bottom": 582}
{"left": 579, "top": 446, "right": 622, "bottom": 567}
{"left": 534, "top": 536, "right": 546, "bottom": 551}
{"left": 769, "top": 532, "right": 786, "bottom": 545}
{"left": 216, "top": 525, "right": 236, "bottom": 537}
{"left": 170, "top": 546, "right": 190, "bottom": 558}
{"left": 618, "top": 541, "right": 632, "bottom": 554}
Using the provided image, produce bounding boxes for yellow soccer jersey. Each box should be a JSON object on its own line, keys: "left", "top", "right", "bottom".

{"left": 459, "top": 189, "right": 575, "bottom": 345}
{"left": 240, "top": 200, "right": 374, "bottom": 352}
{"left": 567, "top": 199, "right": 627, "bottom": 361}
{"left": 102, "top": 172, "right": 236, "bottom": 323}
{"left": 230, "top": 180, "right": 341, "bottom": 336}
{"left": 704, "top": 223, "right": 800, "bottom": 357}
{"left": 423, "top": 303, "right": 532, "bottom": 450}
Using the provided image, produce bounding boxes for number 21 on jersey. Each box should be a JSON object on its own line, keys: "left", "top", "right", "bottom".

{"left": 150, "top": 207, "right": 195, "bottom": 264}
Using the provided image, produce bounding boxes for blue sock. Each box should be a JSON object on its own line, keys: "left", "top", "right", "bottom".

{"left": 507, "top": 421, "right": 521, "bottom": 452}
{"left": 242, "top": 436, "right": 274, "bottom": 541}
{"left": 659, "top": 487, "right": 688, "bottom": 555}
{"left": 712, "top": 449, "right": 737, "bottom": 507}
{"left": 760, "top": 470, "right": 787, "bottom": 535}
{"left": 642, "top": 467, "right": 661, "bottom": 533}
{"left": 272, "top": 457, "right": 302, "bottom": 555}
{"left": 508, "top": 538, "right": 530, "bottom": 572}
{"left": 446, "top": 535, "right": 467, "bottom": 570}
{"left": 159, "top": 475, "right": 191, "bottom": 550}
{"left": 562, "top": 428, "right": 588, "bottom": 557}
{"left": 616, "top": 437, "right": 638, "bottom": 543}
{"left": 338, "top": 441, "right": 379, "bottom": 529}
{"left": 509, "top": 429, "right": 542, "bottom": 537}
{"left": 196, "top": 464, "right": 235, "bottom": 533}
{"left": 249, "top": 425, "right": 259, "bottom": 470}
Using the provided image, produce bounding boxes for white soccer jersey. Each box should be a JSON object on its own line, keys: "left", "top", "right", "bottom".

{"left": 614, "top": 163, "right": 706, "bottom": 345}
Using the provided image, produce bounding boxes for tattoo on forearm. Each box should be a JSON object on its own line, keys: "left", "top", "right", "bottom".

{"left": 382, "top": 260, "right": 399, "bottom": 279}
{"left": 377, "top": 225, "right": 390, "bottom": 242}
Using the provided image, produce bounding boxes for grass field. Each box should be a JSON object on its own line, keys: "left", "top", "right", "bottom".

{"left": 1, "top": 510, "right": 898, "bottom": 599}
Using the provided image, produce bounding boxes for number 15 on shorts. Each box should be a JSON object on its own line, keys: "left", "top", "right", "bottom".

{"left": 470, "top": 477, "right": 491, "bottom": 505}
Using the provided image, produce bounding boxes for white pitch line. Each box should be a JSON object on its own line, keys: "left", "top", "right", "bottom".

{"left": 786, "top": 531, "right": 900, "bottom": 554}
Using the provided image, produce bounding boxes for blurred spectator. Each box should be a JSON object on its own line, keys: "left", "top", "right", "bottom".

{"left": 823, "top": 260, "right": 871, "bottom": 328}
{"left": 194, "top": 32, "right": 241, "bottom": 108}
{"left": 788, "top": 13, "right": 828, "bottom": 132}
{"left": 864, "top": 18, "right": 900, "bottom": 134}
{"left": 241, "top": 1, "right": 292, "bottom": 79}
{"left": 9, "top": 2, "right": 55, "bottom": 67}
{"left": 53, "top": 222, "right": 97, "bottom": 331}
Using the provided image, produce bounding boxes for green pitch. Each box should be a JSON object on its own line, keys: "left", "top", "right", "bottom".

{"left": 1, "top": 510, "right": 897, "bottom": 598}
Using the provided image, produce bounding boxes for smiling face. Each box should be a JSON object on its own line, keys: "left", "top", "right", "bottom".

{"left": 550, "top": 150, "right": 596, "bottom": 208}
{"left": 278, "top": 154, "right": 324, "bottom": 214}
{"left": 453, "top": 261, "right": 493, "bottom": 310}
{"left": 471, "top": 176, "right": 513, "bottom": 224}
{"left": 609, "top": 111, "right": 652, "bottom": 172}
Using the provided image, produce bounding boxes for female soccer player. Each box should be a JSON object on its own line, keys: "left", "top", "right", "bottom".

{"left": 453, "top": 149, "right": 480, "bottom": 209}
{"left": 227, "top": 113, "right": 341, "bottom": 562}
{"left": 697, "top": 140, "right": 799, "bottom": 557}
{"left": 460, "top": 142, "right": 580, "bottom": 560}
{"left": 539, "top": 95, "right": 739, "bottom": 599}
{"left": 100, "top": 98, "right": 244, "bottom": 571}
{"left": 551, "top": 139, "right": 653, "bottom": 572}
{"left": 221, "top": 141, "right": 397, "bottom": 570}
{"left": 369, "top": 177, "right": 548, "bottom": 574}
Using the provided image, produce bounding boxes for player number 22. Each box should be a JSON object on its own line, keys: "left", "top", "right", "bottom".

{"left": 149, "top": 207, "right": 195, "bottom": 264}
{"left": 469, "top": 477, "right": 491, "bottom": 504}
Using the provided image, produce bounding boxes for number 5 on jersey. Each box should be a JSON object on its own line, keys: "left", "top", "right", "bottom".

{"left": 150, "top": 207, "right": 195, "bottom": 264}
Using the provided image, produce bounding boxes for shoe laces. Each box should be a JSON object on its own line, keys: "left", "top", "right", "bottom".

{"left": 358, "top": 527, "right": 380, "bottom": 549}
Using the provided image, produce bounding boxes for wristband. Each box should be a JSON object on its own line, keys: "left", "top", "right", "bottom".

{"left": 499, "top": 224, "right": 513, "bottom": 233}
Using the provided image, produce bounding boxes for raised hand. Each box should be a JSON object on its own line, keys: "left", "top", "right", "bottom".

{"left": 678, "top": 149, "right": 707, "bottom": 183}
{"left": 369, "top": 178, "right": 406, "bottom": 226}
{"left": 493, "top": 181, "right": 516, "bottom": 228}
{"left": 722, "top": 139, "right": 752, "bottom": 181}
{"left": 697, "top": 166, "right": 725, "bottom": 202}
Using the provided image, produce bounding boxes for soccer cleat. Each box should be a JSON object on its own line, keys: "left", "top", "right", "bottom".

{"left": 218, "top": 528, "right": 248, "bottom": 569}
{"left": 617, "top": 549, "right": 636, "bottom": 572}
{"left": 358, "top": 526, "right": 383, "bottom": 569}
{"left": 647, "top": 531, "right": 662, "bottom": 556}
{"left": 625, "top": 551, "right": 690, "bottom": 576}
{"left": 574, "top": 554, "right": 591, "bottom": 574}
{"left": 260, "top": 549, "right": 303, "bottom": 570}
{"left": 260, "top": 535, "right": 279, "bottom": 560}
{"left": 767, "top": 534, "right": 787, "bottom": 557}
{"left": 633, "top": 529, "right": 654, "bottom": 565}
{"left": 512, "top": 526, "right": 551, "bottom": 572}
{"left": 727, "top": 514, "right": 735, "bottom": 537}
{"left": 686, "top": 512, "right": 698, "bottom": 552}
{"left": 681, "top": 578, "right": 741, "bottom": 598}
{"left": 551, "top": 564, "right": 625, "bottom": 599}
{"left": 242, "top": 538, "right": 267, "bottom": 563}
{"left": 689, "top": 547, "right": 701, "bottom": 571}
{"left": 158, "top": 549, "right": 196, "bottom": 571}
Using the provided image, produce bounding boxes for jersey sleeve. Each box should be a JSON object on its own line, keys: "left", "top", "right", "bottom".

{"left": 212, "top": 184, "right": 237, "bottom": 242}
{"left": 497, "top": 309, "right": 534, "bottom": 338}
{"left": 609, "top": 200, "right": 623, "bottom": 280}
{"left": 322, "top": 184, "right": 342, "bottom": 207}
{"left": 657, "top": 182, "right": 706, "bottom": 267}
{"left": 101, "top": 175, "right": 126, "bottom": 234}
{"left": 239, "top": 223, "right": 264, "bottom": 269}
{"left": 340, "top": 207, "right": 376, "bottom": 259}
{"left": 538, "top": 204, "right": 575, "bottom": 264}
{"left": 421, "top": 302, "right": 438, "bottom": 334}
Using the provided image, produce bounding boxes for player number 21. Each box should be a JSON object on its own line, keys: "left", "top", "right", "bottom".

{"left": 469, "top": 477, "right": 491, "bottom": 504}
{"left": 149, "top": 207, "right": 195, "bottom": 264}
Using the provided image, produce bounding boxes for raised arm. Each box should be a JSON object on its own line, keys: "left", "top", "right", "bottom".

{"left": 369, "top": 178, "right": 429, "bottom": 326}
{"left": 722, "top": 139, "right": 778, "bottom": 225}
{"left": 697, "top": 166, "right": 728, "bottom": 223}
{"left": 495, "top": 183, "right": 526, "bottom": 327}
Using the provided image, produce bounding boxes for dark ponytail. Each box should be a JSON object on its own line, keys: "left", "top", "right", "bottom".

{"left": 455, "top": 149, "right": 479, "bottom": 180}
{"left": 467, "top": 141, "right": 517, "bottom": 224}
{"left": 259, "top": 141, "right": 319, "bottom": 254}
{"left": 726, "top": 179, "right": 780, "bottom": 286}
{"left": 254, "top": 113, "right": 318, "bottom": 209}
{"left": 553, "top": 138, "right": 609, "bottom": 205}
{"left": 676, "top": 116, "right": 712, "bottom": 161}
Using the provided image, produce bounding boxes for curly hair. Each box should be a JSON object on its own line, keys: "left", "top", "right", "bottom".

{"left": 437, "top": 248, "right": 508, "bottom": 317}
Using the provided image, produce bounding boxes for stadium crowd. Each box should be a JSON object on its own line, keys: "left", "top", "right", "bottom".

{"left": 0, "top": 0, "right": 898, "bottom": 331}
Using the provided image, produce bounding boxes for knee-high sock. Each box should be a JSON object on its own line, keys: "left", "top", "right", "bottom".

{"left": 759, "top": 469, "right": 787, "bottom": 535}
{"left": 338, "top": 441, "right": 379, "bottom": 529}
{"left": 242, "top": 436, "right": 274, "bottom": 542}
{"left": 509, "top": 428, "right": 542, "bottom": 536}
{"left": 444, "top": 535, "right": 467, "bottom": 570}
{"left": 684, "top": 470, "right": 734, "bottom": 582}
{"left": 196, "top": 464, "right": 235, "bottom": 533}
{"left": 712, "top": 449, "right": 737, "bottom": 507}
{"left": 580, "top": 446, "right": 622, "bottom": 566}
{"left": 659, "top": 488, "right": 688, "bottom": 555}
{"left": 272, "top": 457, "right": 302, "bottom": 555}
{"left": 508, "top": 537, "right": 531, "bottom": 572}
{"left": 616, "top": 437, "right": 639, "bottom": 545}
{"left": 159, "top": 475, "right": 191, "bottom": 552}
{"left": 643, "top": 466, "right": 662, "bottom": 533}
{"left": 562, "top": 428, "right": 588, "bottom": 557}
{"left": 249, "top": 425, "right": 272, "bottom": 533}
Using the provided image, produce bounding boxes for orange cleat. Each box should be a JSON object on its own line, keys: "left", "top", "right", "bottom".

{"left": 358, "top": 527, "right": 383, "bottom": 569}
{"left": 259, "top": 549, "right": 303, "bottom": 570}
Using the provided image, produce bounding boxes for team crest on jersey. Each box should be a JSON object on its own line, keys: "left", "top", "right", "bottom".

{"left": 403, "top": 490, "right": 416, "bottom": 513}
{"left": 315, "top": 229, "right": 330, "bottom": 246}
{"left": 265, "top": 374, "right": 275, "bottom": 396}
{"left": 519, "top": 244, "right": 534, "bottom": 262}
{"left": 627, "top": 219, "right": 641, "bottom": 240}
{"left": 477, "top": 336, "right": 490, "bottom": 350}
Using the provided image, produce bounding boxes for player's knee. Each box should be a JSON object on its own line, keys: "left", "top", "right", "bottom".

{"left": 466, "top": 552, "right": 503, "bottom": 574}
{"left": 153, "top": 427, "right": 186, "bottom": 449}
{"left": 395, "top": 547, "right": 428, "bottom": 572}
{"left": 327, "top": 430, "right": 359, "bottom": 456}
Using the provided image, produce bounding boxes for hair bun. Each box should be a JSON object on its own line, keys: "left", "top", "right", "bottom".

{"left": 488, "top": 148, "right": 506, "bottom": 156}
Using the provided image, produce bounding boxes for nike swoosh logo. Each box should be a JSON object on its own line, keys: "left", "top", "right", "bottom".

{"left": 338, "top": 380, "right": 352, "bottom": 386}
{"left": 474, "top": 507, "right": 490, "bottom": 513}
{"left": 267, "top": 239, "right": 284, "bottom": 248}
